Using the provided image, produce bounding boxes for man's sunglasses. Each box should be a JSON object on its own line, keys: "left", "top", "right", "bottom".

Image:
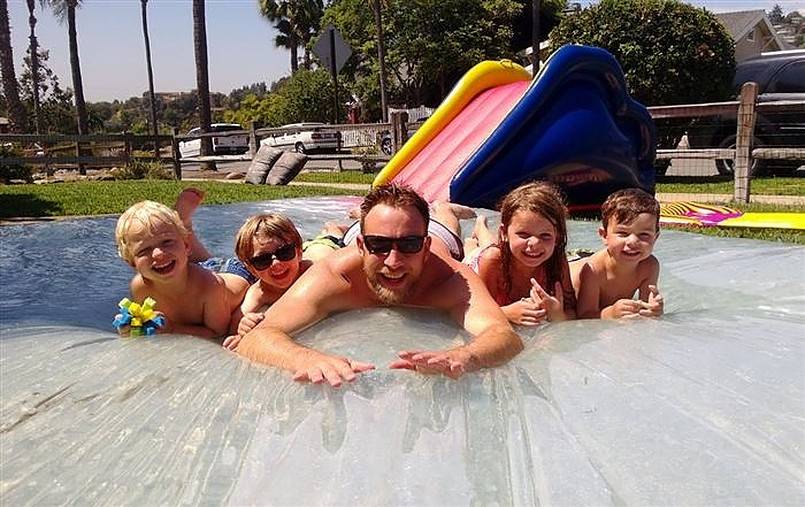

{"left": 249, "top": 243, "right": 296, "bottom": 270}
{"left": 362, "top": 235, "right": 426, "bottom": 255}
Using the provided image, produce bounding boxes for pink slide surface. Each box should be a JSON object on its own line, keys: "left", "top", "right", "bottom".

{"left": 393, "top": 81, "right": 530, "bottom": 202}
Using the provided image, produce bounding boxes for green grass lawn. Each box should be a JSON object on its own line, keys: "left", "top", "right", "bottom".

{"left": 295, "top": 171, "right": 376, "bottom": 185}
{"left": 656, "top": 176, "right": 805, "bottom": 196}
{"left": 2, "top": 177, "right": 803, "bottom": 244}
{"left": 0, "top": 180, "right": 361, "bottom": 219}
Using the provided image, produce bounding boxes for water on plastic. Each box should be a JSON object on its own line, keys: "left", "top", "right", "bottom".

{"left": 0, "top": 196, "right": 803, "bottom": 505}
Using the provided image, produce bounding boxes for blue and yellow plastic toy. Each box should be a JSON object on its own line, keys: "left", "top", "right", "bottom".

{"left": 112, "top": 297, "right": 166, "bottom": 336}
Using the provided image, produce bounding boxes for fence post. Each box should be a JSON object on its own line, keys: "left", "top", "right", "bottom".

{"left": 733, "top": 82, "right": 758, "bottom": 203}
{"left": 75, "top": 138, "right": 86, "bottom": 176}
{"left": 391, "top": 111, "right": 409, "bottom": 154}
{"left": 123, "top": 131, "right": 133, "bottom": 165}
{"left": 171, "top": 127, "right": 182, "bottom": 180}
{"left": 248, "top": 121, "right": 258, "bottom": 158}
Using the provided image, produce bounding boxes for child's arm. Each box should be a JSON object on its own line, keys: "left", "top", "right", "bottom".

{"left": 575, "top": 263, "right": 605, "bottom": 319}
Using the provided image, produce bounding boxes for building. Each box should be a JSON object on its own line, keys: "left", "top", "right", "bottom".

{"left": 716, "top": 10, "right": 789, "bottom": 61}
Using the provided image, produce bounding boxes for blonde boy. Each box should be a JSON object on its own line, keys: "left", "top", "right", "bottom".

{"left": 571, "top": 188, "right": 664, "bottom": 319}
{"left": 115, "top": 200, "right": 235, "bottom": 338}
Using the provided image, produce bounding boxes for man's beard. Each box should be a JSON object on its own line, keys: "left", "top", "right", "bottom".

{"left": 365, "top": 268, "right": 413, "bottom": 305}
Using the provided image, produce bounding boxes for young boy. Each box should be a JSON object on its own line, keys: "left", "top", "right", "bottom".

{"left": 571, "top": 188, "right": 664, "bottom": 319}
{"left": 115, "top": 200, "right": 237, "bottom": 338}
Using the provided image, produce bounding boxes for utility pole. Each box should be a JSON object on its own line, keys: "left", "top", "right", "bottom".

{"left": 531, "top": 0, "right": 541, "bottom": 70}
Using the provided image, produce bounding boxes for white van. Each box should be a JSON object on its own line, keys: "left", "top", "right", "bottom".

{"left": 260, "top": 123, "right": 340, "bottom": 153}
{"left": 179, "top": 123, "right": 249, "bottom": 159}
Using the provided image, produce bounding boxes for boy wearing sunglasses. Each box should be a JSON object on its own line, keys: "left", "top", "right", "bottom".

{"left": 236, "top": 184, "right": 523, "bottom": 387}
{"left": 115, "top": 200, "right": 238, "bottom": 338}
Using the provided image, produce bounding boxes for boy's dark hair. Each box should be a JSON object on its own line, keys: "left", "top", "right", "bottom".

{"left": 601, "top": 188, "right": 660, "bottom": 230}
{"left": 360, "top": 184, "right": 430, "bottom": 233}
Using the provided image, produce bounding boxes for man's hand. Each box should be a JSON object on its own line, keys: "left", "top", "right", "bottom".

{"left": 390, "top": 348, "right": 480, "bottom": 379}
{"left": 639, "top": 285, "right": 664, "bottom": 318}
{"left": 237, "top": 312, "right": 264, "bottom": 336}
{"left": 529, "top": 279, "right": 565, "bottom": 321}
{"left": 292, "top": 351, "right": 375, "bottom": 387}
{"left": 501, "top": 299, "right": 547, "bottom": 326}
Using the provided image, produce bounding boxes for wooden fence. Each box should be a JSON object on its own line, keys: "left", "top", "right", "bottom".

{"left": 2, "top": 84, "right": 803, "bottom": 203}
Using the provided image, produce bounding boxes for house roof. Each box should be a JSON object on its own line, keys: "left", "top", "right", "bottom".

{"left": 715, "top": 10, "right": 788, "bottom": 49}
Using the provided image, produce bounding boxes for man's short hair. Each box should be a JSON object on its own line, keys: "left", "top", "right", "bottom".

{"left": 601, "top": 188, "right": 660, "bottom": 230}
{"left": 115, "top": 200, "right": 188, "bottom": 264}
{"left": 234, "top": 213, "right": 303, "bottom": 263}
{"left": 360, "top": 184, "right": 430, "bottom": 232}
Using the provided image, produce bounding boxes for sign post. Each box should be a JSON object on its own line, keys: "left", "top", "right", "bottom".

{"left": 313, "top": 25, "right": 353, "bottom": 126}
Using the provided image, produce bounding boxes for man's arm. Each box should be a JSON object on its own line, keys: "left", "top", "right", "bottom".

{"left": 236, "top": 259, "right": 374, "bottom": 386}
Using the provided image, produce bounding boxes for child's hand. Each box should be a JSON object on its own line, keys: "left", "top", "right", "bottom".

{"left": 223, "top": 334, "right": 242, "bottom": 351}
{"left": 237, "top": 312, "right": 265, "bottom": 336}
{"left": 529, "top": 279, "right": 566, "bottom": 321}
{"left": 608, "top": 299, "right": 647, "bottom": 319}
{"left": 502, "top": 299, "right": 547, "bottom": 326}
{"left": 115, "top": 320, "right": 131, "bottom": 336}
{"left": 639, "top": 285, "right": 664, "bottom": 318}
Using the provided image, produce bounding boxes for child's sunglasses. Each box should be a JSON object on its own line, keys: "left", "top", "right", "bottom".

{"left": 362, "top": 235, "right": 426, "bottom": 255}
{"left": 249, "top": 243, "right": 297, "bottom": 270}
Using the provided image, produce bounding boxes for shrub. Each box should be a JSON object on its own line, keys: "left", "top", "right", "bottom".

{"left": 0, "top": 145, "right": 33, "bottom": 183}
{"left": 112, "top": 159, "right": 174, "bottom": 180}
{"left": 353, "top": 145, "right": 381, "bottom": 173}
{"left": 549, "top": 0, "right": 735, "bottom": 107}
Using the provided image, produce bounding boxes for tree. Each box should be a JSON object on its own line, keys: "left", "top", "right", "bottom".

{"left": 259, "top": 0, "right": 323, "bottom": 73}
{"left": 41, "top": 0, "right": 89, "bottom": 137}
{"left": 322, "top": 0, "right": 537, "bottom": 115}
{"left": 0, "top": 0, "right": 28, "bottom": 132}
{"left": 140, "top": 0, "right": 158, "bottom": 155}
{"left": 26, "top": 0, "right": 42, "bottom": 133}
{"left": 550, "top": 0, "right": 735, "bottom": 106}
{"left": 768, "top": 4, "right": 784, "bottom": 24}
{"left": 370, "top": 0, "right": 388, "bottom": 121}
{"left": 192, "top": 0, "right": 216, "bottom": 170}
{"left": 19, "top": 46, "right": 75, "bottom": 133}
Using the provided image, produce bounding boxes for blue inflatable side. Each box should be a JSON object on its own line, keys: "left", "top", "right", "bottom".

{"left": 450, "top": 45, "right": 656, "bottom": 210}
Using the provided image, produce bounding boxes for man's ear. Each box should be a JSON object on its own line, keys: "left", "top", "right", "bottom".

{"left": 356, "top": 234, "right": 366, "bottom": 254}
{"left": 422, "top": 235, "right": 432, "bottom": 260}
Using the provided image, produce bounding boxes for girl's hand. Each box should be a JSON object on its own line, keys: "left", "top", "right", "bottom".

{"left": 529, "top": 279, "right": 566, "bottom": 321}
{"left": 502, "top": 299, "right": 547, "bottom": 326}
{"left": 607, "top": 299, "right": 647, "bottom": 319}
{"left": 223, "top": 334, "right": 242, "bottom": 351}
{"left": 237, "top": 312, "right": 264, "bottom": 336}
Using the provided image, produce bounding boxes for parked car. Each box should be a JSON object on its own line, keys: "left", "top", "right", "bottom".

{"left": 686, "top": 50, "right": 805, "bottom": 175}
{"left": 260, "top": 123, "right": 341, "bottom": 153}
{"left": 179, "top": 123, "right": 249, "bottom": 159}
{"left": 378, "top": 117, "right": 429, "bottom": 155}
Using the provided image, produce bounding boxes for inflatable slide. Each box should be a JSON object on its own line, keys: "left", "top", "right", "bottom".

{"left": 374, "top": 45, "right": 656, "bottom": 210}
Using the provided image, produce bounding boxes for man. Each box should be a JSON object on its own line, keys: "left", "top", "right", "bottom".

{"left": 237, "top": 185, "right": 523, "bottom": 387}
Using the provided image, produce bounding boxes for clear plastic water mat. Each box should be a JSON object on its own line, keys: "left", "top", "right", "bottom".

{"left": 1, "top": 196, "right": 803, "bottom": 505}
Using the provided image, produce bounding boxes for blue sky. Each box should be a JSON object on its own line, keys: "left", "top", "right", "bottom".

{"left": 6, "top": 0, "right": 805, "bottom": 102}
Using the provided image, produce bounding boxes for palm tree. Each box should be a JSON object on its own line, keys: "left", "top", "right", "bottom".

{"left": 0, "top": 0, "right": 28, "bottom": 132}
{"left": 41, "top": 0, "right": 89, "bottom": 137}
{"left": 192, "top": 0, "right": 215, "bottom": 171}
{"left": 26, "top": 0, "right": 42, "bottom": 133}
{"left": 140, "top": 0, "right": 158, "bottom": 157}
{"left": 259, "top": 0, "right": 300, "bottom": 73}
{"left": 260, "top": 0, "right": 322, "bottom": 74}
